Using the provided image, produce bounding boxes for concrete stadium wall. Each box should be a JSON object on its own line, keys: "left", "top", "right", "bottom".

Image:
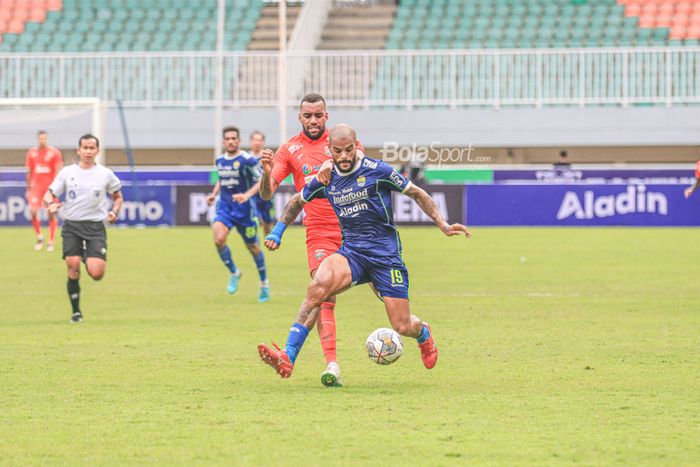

{"left": 1, "top": 106, "right": 699, "bottom": 165}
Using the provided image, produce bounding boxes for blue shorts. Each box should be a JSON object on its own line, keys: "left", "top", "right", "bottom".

{"left": 214, "top": 210, "right": 259, "bottom": 244}
{"left": 253, "top": 194, "right": 275, "bottom": 224}
{"left": 337, "top": 245, "right": 409, "bottom": 299}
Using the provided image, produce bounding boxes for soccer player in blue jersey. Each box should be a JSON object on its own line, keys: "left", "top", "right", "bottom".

{"left": 258, "top": 124, "right": 471, "bottom": 379}
{"left": 248, "top": 130, "right": 276, "bottom": 235}
{"left": 206, "top": 126, "right": 270, "bottom": 302}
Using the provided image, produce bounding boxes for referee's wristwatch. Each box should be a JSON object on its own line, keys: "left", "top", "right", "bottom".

{"left": 109, "top": 209, "right": 119, "bottom": 217}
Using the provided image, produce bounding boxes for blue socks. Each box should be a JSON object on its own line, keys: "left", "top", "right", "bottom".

{"left": 285, "top": 323, "right": 309, "bottom": 364}
{"left": 416, "top": 324, "right": 430, "bottom": 344}
{"left": 254, "top": 251, "right": 267, "bottom": 282}
{"left": 217, "top": 245, "right": 237, "bottom": 274}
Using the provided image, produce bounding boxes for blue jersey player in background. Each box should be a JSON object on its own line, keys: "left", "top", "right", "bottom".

{"left": 248, "top": 130, "right": 276, "bottom": 236}
{"left": 206, "top": 126, "right": 270, "bottom": 302}
{"left": 258, "top": 124, "right": 471, "bottom": 380}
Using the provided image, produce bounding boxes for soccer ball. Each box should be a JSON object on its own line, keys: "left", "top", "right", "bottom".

{"left": 365, "top": 328, "right": 403, "bottom": 365}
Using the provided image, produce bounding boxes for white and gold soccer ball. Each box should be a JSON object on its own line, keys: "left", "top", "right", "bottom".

{"left": 365, "top": 328, "right": 403, "bottom": 365}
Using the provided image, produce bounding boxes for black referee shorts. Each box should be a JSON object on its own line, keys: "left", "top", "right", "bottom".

{"left": 62, "top": 220, "right": 108, "bottom": 261}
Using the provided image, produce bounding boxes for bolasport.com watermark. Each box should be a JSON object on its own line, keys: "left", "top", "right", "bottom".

{"left": 379, "top": 142, "right": 492, "bottom": 167}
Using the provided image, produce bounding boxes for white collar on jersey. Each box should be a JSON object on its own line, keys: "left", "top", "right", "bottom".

{"left": 222, "top": 151, "right": 246, "bottom": 160}
{"left": 333, "top": 154, "right": 364, "bottom": 177}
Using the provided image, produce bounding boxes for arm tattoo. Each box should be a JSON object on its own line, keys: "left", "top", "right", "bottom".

{"left": 406, "top": 185, "right": 448, "bottom": 230}
{"left": 260, "top": 171, "right": 275, "bottom": 200}
{"left": 279, "top": 193, "right": 305, "bottom": 224}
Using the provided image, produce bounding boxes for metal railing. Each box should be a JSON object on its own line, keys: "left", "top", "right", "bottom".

{"left": 0, "top": 48, "right": 698, "bottom": 109}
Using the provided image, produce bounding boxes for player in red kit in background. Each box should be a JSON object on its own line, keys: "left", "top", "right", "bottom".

{"left": 684, "top": 160, "right": 700, "bottom": 199}
{"left": 26, "top": 130, "right": 63, "bottom": 251}
{"left": 259, "top": 93, "right": 365, "bottom": 387}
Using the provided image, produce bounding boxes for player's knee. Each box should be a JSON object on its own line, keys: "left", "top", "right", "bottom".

{"left": 246, "top": 243, "right": 260, "bottom": 255}
{"left": 391, "top": 317, "right": 413, "bottom": 336}
{"left": 88, "top": 269, "right": 105, "bottom": 281}
{"left": 213, "top": 237, "right": 226, "bottom": 249}
{"left": 307, "top": 278, "right": 330, "bottom": 304}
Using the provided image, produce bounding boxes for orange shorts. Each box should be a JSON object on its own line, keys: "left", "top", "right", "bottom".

{"left": 28, "top": 187, "right": 49, "bottom": 209}
{"left": 305, "top": 225, "right": 342, "bottom": 275}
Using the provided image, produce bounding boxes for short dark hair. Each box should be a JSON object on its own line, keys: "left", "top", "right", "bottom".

{"left": 250, "top": 130, "right": 265, "bottom": 141}
{"left": 37, "top": 130, "right": 48, "bottom": 137}
{"left": 78, "top": 134, "right": 100, "bottom": 148}
{"left": 300, "top": 93, "right": 326, "bottom": 109}
{"left": 222, "top": 126, "right": 240, "bottom": 138}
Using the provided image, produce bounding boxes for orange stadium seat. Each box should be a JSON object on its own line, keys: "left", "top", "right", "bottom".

{"left": 7, "top": 19, "right": 24, "bottom": 33}
{"left": 29, "top": 7, "right": 45, "bottom": 21}
{"left": 45, "top": 0, "right": 61, "bottom": 11}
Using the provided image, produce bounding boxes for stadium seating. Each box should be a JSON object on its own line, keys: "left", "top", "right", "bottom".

{"left": 0, "top": 0, "right": 262, "bottom": 52}
{"left": 386, "top": 0, "right": 700, "bottom": 50}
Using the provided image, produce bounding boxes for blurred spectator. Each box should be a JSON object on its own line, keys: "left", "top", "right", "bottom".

{"left": 554, "top": 150, "right": 570, "bottom": 168}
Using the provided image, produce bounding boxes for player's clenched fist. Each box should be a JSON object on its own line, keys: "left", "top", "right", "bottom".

{"left": 264, "top": 236, "right": 281, "bottom": 251}
{"left": 260, "top": 148, "right": 275, "bottom": 174}
{"left": 317, "top": 160, "right": 334, "bottom": 186}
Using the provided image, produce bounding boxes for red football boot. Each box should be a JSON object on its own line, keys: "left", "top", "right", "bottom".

{"left": 417, "top": 323, "right": 438, "bottom": 369}
{"left": 258, "top": 342, "right": 294, "bottom": 378}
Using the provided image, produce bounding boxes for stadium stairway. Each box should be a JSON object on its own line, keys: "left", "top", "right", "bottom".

{"left": 247, "top": 2, "right": 300, "bottom": 50}
{"left": 317, "top": 2, "right": 397, "bottom": 50}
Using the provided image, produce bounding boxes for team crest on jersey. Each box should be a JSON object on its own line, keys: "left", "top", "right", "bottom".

{"left": 289, "top": 143, "right": 303, "bottom": 154}
{"left": 357, "top": 175, "right": 366, "bottom": 187}
{"left": 324, "top": 146, "right": 331, "bottom": 157}
{"left": 314, "top": 249, "right": 327, "bottom": 260}
{"left": 233, "top": 161, "right": 240, "bottom": 169}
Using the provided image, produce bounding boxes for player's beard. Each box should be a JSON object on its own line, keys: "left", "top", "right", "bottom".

{"left": 335, "top": 154, "right": 357, "bottom": 174}
{"left": 303, "top": 124, "right": 325, "bottom": 140}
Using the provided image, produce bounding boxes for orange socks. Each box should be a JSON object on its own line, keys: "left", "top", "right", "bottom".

{"left": 317, "top": 301, "right": 337, "bottom": 364}
{"left": 31, "top": 217, "right": 41, "bottom": 236}
{"left": 48, "top": 218, "right": 57, "bottom": 243}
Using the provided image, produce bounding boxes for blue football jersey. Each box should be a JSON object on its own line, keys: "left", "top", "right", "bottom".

{"left": 301, "top": 157, "right": 412, "bottom": 256}
{"left": 215, "top": 151, "right": 261, "bottom": 220}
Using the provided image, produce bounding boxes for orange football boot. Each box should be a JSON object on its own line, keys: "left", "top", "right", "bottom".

{"left": 418, "top": 323, "right": 438, "bottom": 369}
{"left": 258, "top": 342, "right": 294, "bottom": 378}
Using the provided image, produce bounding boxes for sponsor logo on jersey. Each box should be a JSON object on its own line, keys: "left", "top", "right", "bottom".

{"left": 302, "top": 164, "right": 312, "bottom": 175}
{"left": 332, "top": 187, "right": 369, "bottom": 205}
{"left": 339, "top": 202, "right": 369, "bottom": 217}
{"left": 357, "top": 175, "right": 366, "bottom": 187}
{"left": 390, "top": 171, "right": 404, "bottom": 187}
{"left": 362, "top": 158, "right": 378, "bottom": 169}
{"left": 233, "top": 161, "right": 240, "bottom": 169}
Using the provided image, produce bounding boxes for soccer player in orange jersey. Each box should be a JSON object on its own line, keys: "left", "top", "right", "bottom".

{"left": 259, "top": 93, "right": 364, "bottom": 387}
{"left": 25, "top": 130, "right": 63, "bottom": 251}
{"left": 684, "top": 160, "right": 700, "bottom": 199}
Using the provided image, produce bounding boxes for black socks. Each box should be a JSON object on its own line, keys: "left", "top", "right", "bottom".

{"left": 67, "top": 278, "right": 80, "bottom": 313}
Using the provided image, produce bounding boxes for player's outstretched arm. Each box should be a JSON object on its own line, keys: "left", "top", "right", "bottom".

{"left": 264, "top": 193, "right": 306, "bottom": 251}
{"left": 404, "top": 184, "right": 472, "bottom": 238}
{"left": 259, "top": 148, "right": 279, "bottom": 201}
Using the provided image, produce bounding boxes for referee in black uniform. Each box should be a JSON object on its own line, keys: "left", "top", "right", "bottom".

{"left": 44, "top": 134, "right": 123, "bottom": 323}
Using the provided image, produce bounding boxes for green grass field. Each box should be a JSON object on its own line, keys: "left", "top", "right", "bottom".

{"left": 1, "top": 226, "right": 699, "bottom": 465}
